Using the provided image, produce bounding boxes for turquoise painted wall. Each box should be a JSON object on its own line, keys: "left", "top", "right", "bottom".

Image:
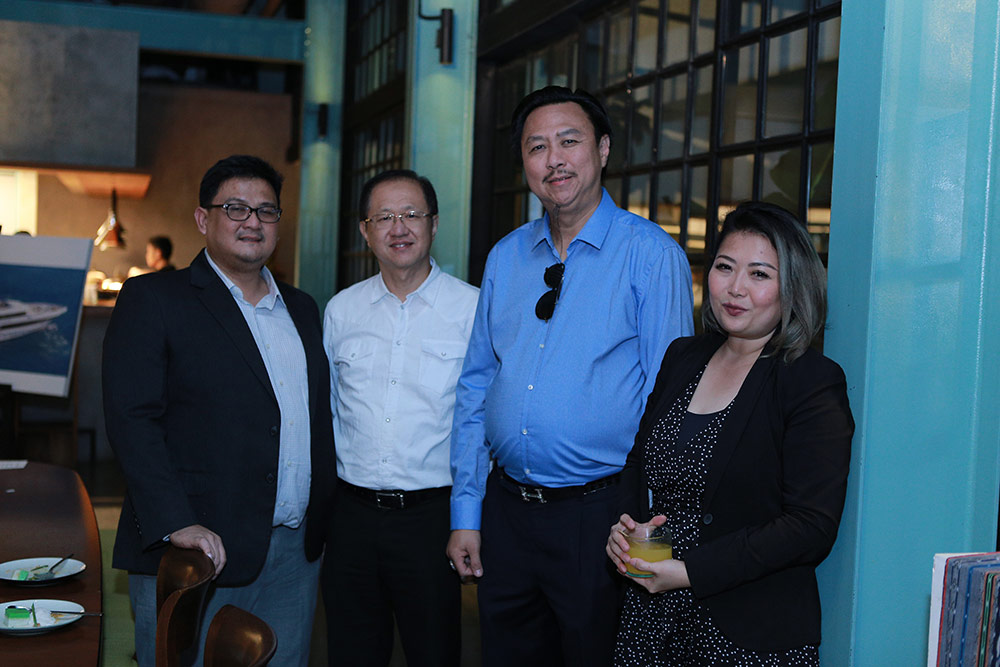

{"left": 296, "top": 0, "right": 345, "bottom": 305}
{"left": 821, "top": 0, "right": 1000, "bottom": 663}
{"left": 406, "top": 0, "right": 478, "bottom": 281}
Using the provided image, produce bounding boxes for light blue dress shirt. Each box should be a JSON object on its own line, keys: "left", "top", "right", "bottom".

{"left": 450, "top": 190, "right": 694, "bottom": 530}
{"left": 205, "top": 252, "right": 311, "bottom": 528}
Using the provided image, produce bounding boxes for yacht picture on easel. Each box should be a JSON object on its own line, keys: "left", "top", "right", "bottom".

{"left": 0, "top": 299, "right": 68, "bottom": 343}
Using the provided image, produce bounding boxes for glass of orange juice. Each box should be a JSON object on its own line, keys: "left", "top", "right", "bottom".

{"left": 622, "top": 523, "right": 672, "bottom": 578}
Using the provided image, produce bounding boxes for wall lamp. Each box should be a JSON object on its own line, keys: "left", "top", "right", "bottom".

{"left": 417, "top": 1, "right": 454, "bottom": 65}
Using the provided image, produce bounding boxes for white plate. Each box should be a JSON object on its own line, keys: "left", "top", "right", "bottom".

{"left": 0, "top": 599, "right": 85, "bottom": 635}
{"left": 0, "top": 557, "right": 86, "bottom": 585}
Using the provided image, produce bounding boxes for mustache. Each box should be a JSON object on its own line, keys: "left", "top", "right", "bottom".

{"left": 544, "top": 170, "right": 575, "bottom": 183}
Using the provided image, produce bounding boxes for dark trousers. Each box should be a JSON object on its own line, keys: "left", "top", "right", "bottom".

{"left": 478, "top": 470, "right": 623, "bottom": 667}
{"left": 323, "top": 485, "right": 461, "bottom": 667}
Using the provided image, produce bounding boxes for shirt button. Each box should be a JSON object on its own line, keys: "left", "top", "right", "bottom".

{"left": 269, "top": 426, "right": 279, "bottom": 436}
{"left": 441, "top": 352, "right": 446, "bottom": 357}
{"left": 391, "top": 379, "right": 397, "bottom": 385}
{"left": 525, "top": 468, "right": 530, "bottom": 475}
{"left": 521, "top": 429, "right": 527, "bottom": 435}
{"left": 528, "top": 384, "right": 533, "bottom": 390}
{"left": 539, "top": 343, "right": 545, "bottom": 349}
{"left": 702, "top": 513, "right": 713, "bottom": 525}
{"left": 265, "top": 473, "right": 276, "bottom": 484}
{"left": 395, "top": 341, "right": 401, "bottom": 346}
{"left": 386, "top": 417, "right": 391, "bottom": 423}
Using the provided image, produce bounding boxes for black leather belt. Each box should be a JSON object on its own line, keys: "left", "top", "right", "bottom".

{"left": 340, "top": 481, "right": 450, "bottom": 510}
{"left": 499, "top": 469, "right": 620, "bottom": 504}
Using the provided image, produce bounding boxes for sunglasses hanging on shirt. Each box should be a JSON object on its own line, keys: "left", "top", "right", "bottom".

{"left": 535, "top": 262, "right": 565, "bottom": 321}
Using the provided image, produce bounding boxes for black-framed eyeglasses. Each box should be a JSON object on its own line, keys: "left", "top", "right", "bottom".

{"left": 362, "top": 210, "right": 433, "bottom": 230}
{"left": 205, "top": 203, "right": 282, "bottom": 223}
{"left": 535, "top": 262, "right": 564, "bottom": 321}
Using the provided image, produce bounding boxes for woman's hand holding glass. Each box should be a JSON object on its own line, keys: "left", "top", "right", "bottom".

{"left": 607, "top": 513, "right": 690, "bottom": 594}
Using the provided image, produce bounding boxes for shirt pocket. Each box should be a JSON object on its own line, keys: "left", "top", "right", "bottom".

{"left": 333, "top": 339, "right": 376, "bottom": 393}
{"left": 419, "top": 339, "right": 467, "bottom": 395}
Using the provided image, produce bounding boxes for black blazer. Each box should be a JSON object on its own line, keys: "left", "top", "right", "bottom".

{"left": 103, "top": 250, "right": 336, "bottom": 586}
{"left": 622, "top": 333, "right": 854, "bottom": 651}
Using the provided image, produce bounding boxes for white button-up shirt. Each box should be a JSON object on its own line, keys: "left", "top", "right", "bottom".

{"left": 323, "top": 259, "right": 479, "bottom": 490}
{"left": 205, "top": 251, "right": 311, "bottom": 528}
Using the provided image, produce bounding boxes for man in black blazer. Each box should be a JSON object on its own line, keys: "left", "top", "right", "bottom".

{"left": 103, "top": 155, "right": 335, "bottom": 666}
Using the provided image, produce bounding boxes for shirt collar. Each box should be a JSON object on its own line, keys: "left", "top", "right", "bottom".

{"left": 204, "top": 250, "right": 282, "bottom": 309}
{"left": 530, "top": 188, "right": 615, "bottom": 254}
{"left": 369, "top": 257, "right": 441, "bottom": 306}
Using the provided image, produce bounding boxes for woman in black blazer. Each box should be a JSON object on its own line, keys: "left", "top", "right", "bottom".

{"left": 607, "top": 201, "right": 854, "bottom": 665}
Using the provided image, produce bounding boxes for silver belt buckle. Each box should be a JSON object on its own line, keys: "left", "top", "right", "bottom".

{"left": 520, "top": 486, "right": 546, "bottom": 503}
{"left": 375, "top": 490, "right": 405, "bottom": 509}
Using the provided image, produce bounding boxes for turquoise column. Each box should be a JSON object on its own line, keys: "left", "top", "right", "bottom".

{"left": 820, "top": 0, "right": 1000, "bottom": 663}
{"left": 406, "top": 0, "right": 478, "bottom": 280}
{"left": 296, "top": 0, "right": 345, "bottom": 305}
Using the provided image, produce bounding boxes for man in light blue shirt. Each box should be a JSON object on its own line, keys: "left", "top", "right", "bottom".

{"left": 447, "top": 87, "right": 694, "bottom": 666}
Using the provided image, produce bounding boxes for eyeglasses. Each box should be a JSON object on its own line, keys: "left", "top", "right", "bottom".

{"left": 205, "top": 203, "right": 282, "bottom": 224}
{"left": 363, "top": 210, "right": 433, "bottom": 230}
{"left": 535, "top": 262, "right": 564, "bottom": 321}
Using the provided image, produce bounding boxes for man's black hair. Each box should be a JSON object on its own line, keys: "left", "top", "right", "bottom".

{"left": 199, "top": 155, "right": 284, "bottom": 208}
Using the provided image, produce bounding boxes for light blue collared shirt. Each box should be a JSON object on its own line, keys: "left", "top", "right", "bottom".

{"left": 450, "top": 190, "right": 694, "bottom": 530}
{"left": 205, "top": 252, "right": 311, "bottom": 528}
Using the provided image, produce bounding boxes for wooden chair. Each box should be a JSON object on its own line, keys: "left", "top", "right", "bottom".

{"left": 155, "top": 545, "right": 215, "bottom": 667}
{"left": 203, "top": 605, "right": 277, "bottom": 667}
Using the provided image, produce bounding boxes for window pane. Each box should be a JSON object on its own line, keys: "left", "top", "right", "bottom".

{"left": 656, "top": 169, "right": 683, "bottom": 242}
{"left": 493, "top": 130, "right": 518, "bottom": 189}
{"left": 608, "top": 7, "right": 631, "bottom": 84}
{"left": 719, "top": 153, "right": 754, "bottom": 213}
{"left": 532, "top": 52, "right": 547, "bottom": 90}
{"left": 636, "top": 0, "right": 659, "bottom": 76}
{"left": 695, "top": 0, "right": 716, "bottom": 54}
{"left": 549, "top": 35, "right": 577, "bottom": 88}
{"left": 814, "top": 16, "right": 840, "bottom": 130}
{"left": 764, "top": 29, "right": 807, "bottom": 137}
{"left": 605, "top": 176, "right": 624, "bottom": 205}
{"left": 808, "top": 142, "right": 834, "bottom": 255}
{"left": 721, "top": 43, "right": 758, "bottom": 145}
{"left": 632, "top": 84, "right": 655, "bottom": 165}
{"left": 606, "top": 90, "right": 629, "bottom": 171}
{"left": 664, "top": 0, "right": 692, "bottom": 66}
{"left": 689, "top": 164, "right": 709, "bottom": 251}
{"left": 659, "top": 72, "right": 687, "bottom": 160}
{"left": 527, "top": 191, "right": 543, "bottom": 222}
{"left": 761, "top": 146, "right": 801, "bottom": 211}
{"left": 723, "top": 0, "right": 761, "bottom": 39}
{"left": 496, "top": 62, "right": 529, "bottom": 127}
{"left": 582, "top": 21, "right": 604, "bottom": 91}
{"left": 691, "top": 64, "right": 713, "bottom": 155}
{"left": 627, "top": 173, "right": 651, "bottom": 220}
{"left": 770, "top": 0, "right": 808, "bottom": 24}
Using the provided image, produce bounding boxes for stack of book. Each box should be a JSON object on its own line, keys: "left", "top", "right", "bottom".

{"left": 929, "top": 552, "right": 1000, "bottom": 666}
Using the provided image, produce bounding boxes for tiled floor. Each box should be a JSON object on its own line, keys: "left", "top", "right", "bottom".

{"left": 79, "top": 459, "right": 482, "bottom": 667}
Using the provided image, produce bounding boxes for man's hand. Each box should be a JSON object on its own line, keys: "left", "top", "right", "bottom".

{"left": 169, "top": 524, "right": 227, "bottom": 577}
{"left": 446, "top": 529, "right": 483, "bottom": 582}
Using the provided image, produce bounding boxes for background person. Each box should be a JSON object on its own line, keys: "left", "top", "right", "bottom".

{"left": 103, "top": 154, "right": 336, "bottom": 666}
{"left": 322, "top": 169, "right": 478, "bottom": 666}
{"left": 146, "top": 234, "right": 176, "bottom": 271}
{"left": 447, "top": 86, "right": 694, "bottom": 666}
{"left": 608, "top": 201, "right": 854, "bottom": 665}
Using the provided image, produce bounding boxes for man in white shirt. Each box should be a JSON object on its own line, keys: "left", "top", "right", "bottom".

{"left": 321, "top": 169, "right": 479, "bottom": 666}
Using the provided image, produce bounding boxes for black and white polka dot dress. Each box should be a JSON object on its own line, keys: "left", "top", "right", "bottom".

{"left": 614, "top": 374, "right": 820, "bottom": 666}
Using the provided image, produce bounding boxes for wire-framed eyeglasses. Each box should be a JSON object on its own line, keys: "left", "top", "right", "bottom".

{"left": 363, "top": 210, "right": 433, "bottom": 230}
{"left": 204, "top": 203, "right": 282, "bottom": 223}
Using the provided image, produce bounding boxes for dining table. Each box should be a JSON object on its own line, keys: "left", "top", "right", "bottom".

{"left": 0, "top": 460, "right": 103, "bottom": 664}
